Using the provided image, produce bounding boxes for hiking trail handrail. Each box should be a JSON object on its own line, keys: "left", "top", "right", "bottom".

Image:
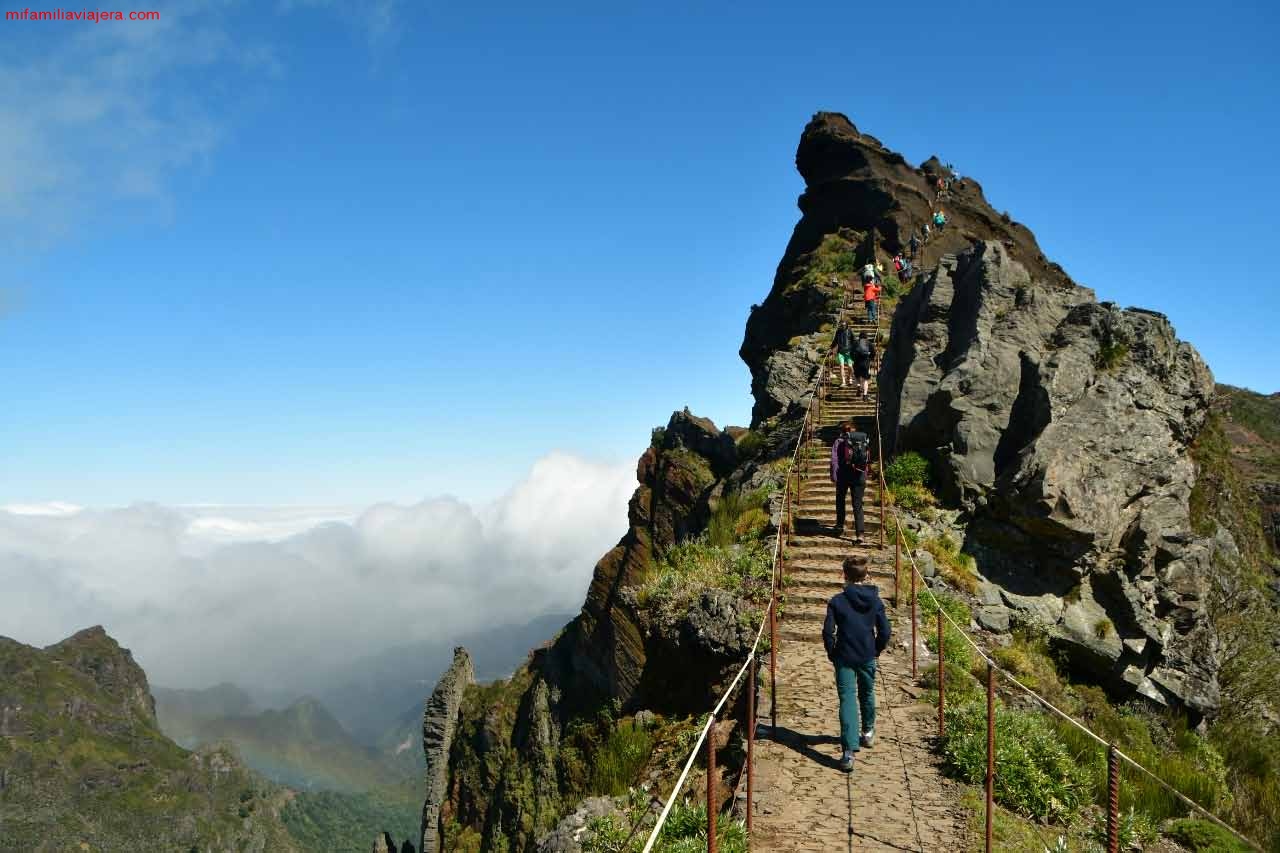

{"left": 638, "top": 287, "right": 852, "bottom": 853}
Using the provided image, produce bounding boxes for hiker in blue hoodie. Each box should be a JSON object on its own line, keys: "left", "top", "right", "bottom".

{"left": 823, "top": 555, "right": 891, "bottom": 772}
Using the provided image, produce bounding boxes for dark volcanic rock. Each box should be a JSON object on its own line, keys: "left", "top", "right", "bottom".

{"left": 880, "top": 240, "right": 1220, "bottom": 715}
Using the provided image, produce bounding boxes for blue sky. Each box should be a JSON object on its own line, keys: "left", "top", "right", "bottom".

{"left": 2, "top": 0, "right": 1277, "bottom": 507}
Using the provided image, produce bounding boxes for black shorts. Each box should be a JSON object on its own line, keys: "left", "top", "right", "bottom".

{"left": 854, "top": 360, "right": 871, "bottom": 379}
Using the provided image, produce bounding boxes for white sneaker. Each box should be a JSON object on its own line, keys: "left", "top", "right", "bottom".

{"left": 860, "top": 729, "right": 875, "bottom": 748}
{"left": 840, "top": 750, "right": 854, "bottom": 772}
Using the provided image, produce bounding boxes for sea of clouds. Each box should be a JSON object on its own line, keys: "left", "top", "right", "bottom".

{"left": 0, "top": 452, "right": 636, "bottom": 692}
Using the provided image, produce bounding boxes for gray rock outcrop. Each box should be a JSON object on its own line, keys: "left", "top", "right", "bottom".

{"left": 420, "top": 647, "right": 475, "bottom": 853}
{"left": 880, "top": 241, "right": 1220, "bottom": 715}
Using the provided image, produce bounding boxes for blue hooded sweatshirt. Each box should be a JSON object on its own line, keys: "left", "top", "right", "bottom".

{"left": 823, "top": 583, "right": 891, "bottom": 667}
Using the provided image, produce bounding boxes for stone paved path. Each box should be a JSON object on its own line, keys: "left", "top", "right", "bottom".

{"left": 751, "top": 364, "right": 969, "bottom": 852}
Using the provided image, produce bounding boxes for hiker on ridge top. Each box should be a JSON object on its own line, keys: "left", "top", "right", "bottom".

{"left": 830, "top": 421, "right": 871, "bottom": 543}
{"left": 823, "top": 554, "right": 890, "bottom": 773}
{"left": 835, "top": 321, "right": 855, "bottom": 388}
{"left": 852, "top": 331, "right": 876, "bottom": 399}
{"left": 863, "top": 278, "right": 881, "bottom": 325}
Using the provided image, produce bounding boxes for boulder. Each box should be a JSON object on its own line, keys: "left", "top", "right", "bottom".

{"left": 880, "top": 240, "right": 1220, "bottom": 716}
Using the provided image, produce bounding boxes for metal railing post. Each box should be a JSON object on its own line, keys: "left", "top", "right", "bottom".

{"left": 746, "top": 655, "right": 756, "bottom": 835}
{"left": 769, "top": 601, "right": 778, "bottom": 728}
{"left": 986, "top": 662, "right": 995, "bottom": 853}
{"left": 893, "top": 517, "right": 900, "bottom": 608}
{"left": 910, "top": 549, "right": 918, "bottom": 679}
{"left": 878, "top": 471, "right": 885, "bottom": 549}
{"left": 1107, "top": 745, "right": 1120, "bottom": 853}
{"left": 707, "top": 716, "right": 718, "bottom": 853}
{"left": 937, "top": 609, "right": 946, "bottom": 738}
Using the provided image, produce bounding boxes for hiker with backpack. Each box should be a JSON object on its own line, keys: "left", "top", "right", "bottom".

{"left": 933, "top": 210, "right": 947, "bottom": 231}
{"left": 823, "top": 554, "right": 890, "bottom": 773}
{"left": 835, "top": 321, "right": 855, "bottom": 387}
{"left": 863, "top": 279, "right": 881, "bottom": 325}
{"left": 862, "top": 261, "right": 877, "bottom": 285}
{"left": 852, "top": 331, "right": 876, "bottom": 399}
{"left": 829, "top": 421, "right": 872, "bottom": 542}
{"left": 908, "top": 233, "right": 920, "bottom": 260}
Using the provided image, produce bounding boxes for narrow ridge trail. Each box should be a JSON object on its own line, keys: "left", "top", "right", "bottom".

{"left": 750, "top": 312, "right": 969, "bottom": 852}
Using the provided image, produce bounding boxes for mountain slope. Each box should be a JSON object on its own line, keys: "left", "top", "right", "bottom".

{"left": 0, "top": 627, "right": 299, "bottom": 852}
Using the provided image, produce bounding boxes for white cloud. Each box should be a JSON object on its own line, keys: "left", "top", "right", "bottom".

{"left": 0, "top": 452, "right": 636, "bottom": 691}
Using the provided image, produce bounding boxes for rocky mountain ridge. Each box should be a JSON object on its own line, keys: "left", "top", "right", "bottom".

{"left": 0, "top": 626, "right": 300, "bottom": 852}
{"left": 408, "top": 111, "right": 1248, "bottom": 851}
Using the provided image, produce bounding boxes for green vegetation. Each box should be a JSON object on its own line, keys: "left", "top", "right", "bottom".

{"left": 885, "top": 451, "right": 938, "bottom": 513}
{"left": 1188, "top": 402, "right": 1280, "bottom": 849}
{"left": 792, "top": 232, "right": 858, "bottom": 292}
{"left": 941, "top": 701, "right": 1092, "bottom": 821}
{"left": 281, "top": 789, "right": 418, "bottom": 852}
{"left": 582, "top": 801, "right": 748, "bottom": 853}
{"left": 706, "top": 487, "right": 772, "bottom": 547}
{"left": 589, "top": 720, "right": 656, "bottom": 796}
{"left": 931, "top": 624, "right": 1260, "bottom": 850}
{"left": 1084, "top": 807, "right": 1158, "bottom": 850}
{"left": 922, "top": 534, "right": 980, "bottom": 593}
{"left": 734, "top": 429, "right": 765, "bottom": 460}
{"left": 1094, "top": 341, "right": 1129, "bottom": 372}
{"left": 651, "top": 426, "right": 667, "bottom": 449}
{"left": 636, "top": 537, "right": 773, "bottom": 623}
{"left": 1165, "top": 818, "right": 1255, "bottom": 852}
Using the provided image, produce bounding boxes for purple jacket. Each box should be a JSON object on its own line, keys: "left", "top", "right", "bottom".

{"left": 830, "top": 433, "right": 870, "bottom": 483}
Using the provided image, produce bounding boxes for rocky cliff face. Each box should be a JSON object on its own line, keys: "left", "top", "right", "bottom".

{"left": 880, "top": 242, "right": 1221, "bottom": 715}
{"left": 0, "top": 627, "right": 300, "bottom": 852}
{"left": 420, "top": 409, "right": 771, "bottom": 852}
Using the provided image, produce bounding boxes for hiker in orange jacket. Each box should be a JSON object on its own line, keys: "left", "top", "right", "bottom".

{"left": 863, "top": 280, "right": 881, "bottom": 324}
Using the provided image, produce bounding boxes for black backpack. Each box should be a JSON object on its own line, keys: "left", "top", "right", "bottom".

{"left": 842, "top": 432, "right": 870, "bottom": 468}
{"left": 853, "top": 338, "right": 872, "bottom": 363}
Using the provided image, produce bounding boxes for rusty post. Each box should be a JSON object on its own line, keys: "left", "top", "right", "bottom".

{"left": 985, "top": 661, "right": 995, "bottom": 853}
{"left": 1107, "top": 745, "right": 1120, "bottom": 853}
{"left": 769, "top": 601, "right": 778, "bottom": 728}
{"left": 747, "top": 655, "right": 756, "bottom": 834}
{"left": 707, "top": 715, "right": 718, "bottom": 853}
{"left": 911, "top": 553, "right": 918, "bottom": 679}
{"left": 893, "top": 519, "right": 901, "bottom": 609}
{"left": 878, "top": 472, "right": 885, "bottom": 549}
{"left": 937, "top": 609, "right": 946, "bottom": 738}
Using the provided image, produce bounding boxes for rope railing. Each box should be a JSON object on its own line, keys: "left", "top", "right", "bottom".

{"left": 637, "top": 287, "right": 854, "bottom": 853}
{"left": 877, "top": 420, "right": 1264, "bottom": 852}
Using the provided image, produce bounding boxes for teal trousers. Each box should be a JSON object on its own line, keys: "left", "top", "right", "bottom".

{"left": 834, "top": 660, "right": 877, "bottom": 752}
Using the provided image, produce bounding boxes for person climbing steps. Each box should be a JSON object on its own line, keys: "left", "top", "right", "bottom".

{"left": 863, "top": 278, "right": 880, "bottom": 324}
{"left": 835, "top": 321, "right": 855, "bottom": 387}
{"left": 852, "top": 331, "right": 875, "bottom": 399}
{"left": 830, "top": 422, "right": 870, "bottom": 542}
{"left": 822, "top": 555, "right": 890, "bottom": 772}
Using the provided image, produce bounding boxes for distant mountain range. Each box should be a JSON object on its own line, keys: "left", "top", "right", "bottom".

{"left": 0, "top": 627, "right": 300, "bottom": 851}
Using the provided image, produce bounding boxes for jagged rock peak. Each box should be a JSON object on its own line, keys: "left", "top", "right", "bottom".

{"left": 420, "top": 647, "right": 474, "bottom": 853}
{"left": 742, "top": 111, "right": 1074, "bottom": 426}
{"left": 44, "top": 625, "right": 156, "bottom": 725}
